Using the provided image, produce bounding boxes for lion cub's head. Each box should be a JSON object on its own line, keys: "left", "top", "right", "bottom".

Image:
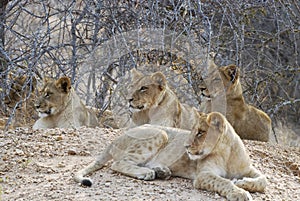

{"left": 35, "top": 76, "right": 71, "bottom": 118}
{"left": 127, "top": 69, "right": 167, "bottom": 112}
{"left": 199, "top": 64, "right": 241, "bottom": 98}
{"left": 219, "top": 64, "right": 240, "bottom": 92}
{"left": 185, "top": 112, "right": 226, "bottom": 160}
{"left": 4, "top": 74, "right": 37, "bottom": 108}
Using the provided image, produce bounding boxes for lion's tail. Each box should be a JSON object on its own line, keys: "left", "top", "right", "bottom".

{"left": 74, "top": 144, "right": 113, "bottom": 187}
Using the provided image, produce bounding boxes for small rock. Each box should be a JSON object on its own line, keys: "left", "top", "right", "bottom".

{"left": 79, "top": 150, "right": 90, "bottom": 156}
{"left": 56, "top": 136, "right": 63, "bottom": 141}
{"left": 166, "top": 189, "right": 173, "bottom": 193}
{"left": 47, "top": 168, "right": 54, "bottom": 173}
{"left": 57, "top": 163, "right": 65, "bottom": 168}
{"left": 68, "top": 149, "right": 77, "bottom": 155}
{"left": 15, "top": 149, "right": 24, "bottom": 155}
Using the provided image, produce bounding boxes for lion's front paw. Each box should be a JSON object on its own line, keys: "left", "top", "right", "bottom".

{"left": 234, "top": 177, "right": 267, "bottom": 192}
{"left": 227, "top": 189, "right": 252, "bottom": 201}
{"left": 140, "top": 170, "right": 156, "bottom": 181}
{"left": 152, "top": 166, "right": 171, "bottom": 180}
{"left": 234, "top": 178, "right": 249, "bottom": 189}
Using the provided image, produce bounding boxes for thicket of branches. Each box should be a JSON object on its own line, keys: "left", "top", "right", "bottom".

{"left": 0, "top": 0, "right": 299, "bottom": 128}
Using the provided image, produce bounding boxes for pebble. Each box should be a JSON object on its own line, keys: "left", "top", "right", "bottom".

{"left": 15, "top": 149, "right": 24, "bottom": 155}
{"left": 67, "top": 149, "right": 77, "bottom": 155}
{"left": 56, "top": 136, "right": 63, "bottom": 141}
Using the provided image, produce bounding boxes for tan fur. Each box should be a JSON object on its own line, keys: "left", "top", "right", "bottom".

{"left": 98, "top": 110, "right": 120, "bottom": 129}
{"left": 3, "top": 74, "right": 38, "bottom": 128}
{"left": 32, "top": 76, "right": 98, "bottom": 129}
{"left": 4, "top": 74, "right": 37, "bottom": 108}
{"left": 127, "top": 69, "right": 199, "bottom": 130}
{"left": 74, "top": 112, "right": 266, "bottom": 200}
{"left": 200, "top": 63, "right": 271, "bottom": 142}
{"left": 86, "top": 106, "right": 119, "bottom": 129}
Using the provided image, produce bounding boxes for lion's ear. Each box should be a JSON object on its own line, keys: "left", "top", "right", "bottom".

{"left": 130, "top": 68, "right": 143, "bottom": 81}
{"left": 209, "top": 51, "right": 216, "bottom": 60}
{"left": 151, "top": 72, "right": 166, "bottom": 88}
{"left": 222, "top": 64, "right": 239, "bottom": 83}
{"left": 206, "top": 112, "right": 225, "bottom": 134}
{"left": 56, "top": 76, "right": 71, "bottom": 93}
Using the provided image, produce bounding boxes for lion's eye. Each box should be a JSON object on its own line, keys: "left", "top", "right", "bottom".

{"left": 196, "top": 131, "right": 204, "bottom": 137}
{"left": 44, "top": 92, "right": 51, "bottom": 98}
{"left": 140, "top": 86, "right": 148, "bottom": 92}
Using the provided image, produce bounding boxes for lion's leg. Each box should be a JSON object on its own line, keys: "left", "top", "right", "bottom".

{"left": 74, "top": 144, "right": 113, "bottom": 186}
{"left": 194, "top": 171, "right": 252, "bottom": 201}
{"left": 234, "top": 166, "right": 267, "bottom": 193}
{"left": 33, "top": 118, "right": 53, "bottom": 130}
{"left": 111, "top": 159, "right": 155, "bottom": 180}
{"left": 151, "top": 166, "right": 171, "bottom": 180}
{"left": 111, "top": 126, "right": 169, "bottom": 181}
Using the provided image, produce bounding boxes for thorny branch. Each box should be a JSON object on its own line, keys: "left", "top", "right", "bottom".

{"left": 0, "top": 0, "right": 299, "bottom": 130}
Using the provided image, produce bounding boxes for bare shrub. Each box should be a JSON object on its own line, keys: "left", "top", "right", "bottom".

{"left": 0, "top": 0, "right": 298, "bottom": 144}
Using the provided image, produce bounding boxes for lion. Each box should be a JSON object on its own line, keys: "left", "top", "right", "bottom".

{"left": 32, "top": 76, "right": 98, "bottom": 129}
{"left": 74, "top": 112, "right": 267, "bottom": 200}
{"left": 126, "top": 68, "right": 199, "bottom": 130}
{"left": 86, "top": 106, "right": 119, "bottom": 129}
{"left": 2, "top": 74, "right": 38, "bottom": 128}
{"left": 4, "top": 74, "right": 37, "bottom": 108}
{"left": 199, "top": 61, "right": 271, "bottom": 142}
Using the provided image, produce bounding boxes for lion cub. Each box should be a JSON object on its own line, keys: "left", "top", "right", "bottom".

{"left": 200, "top": 62, "right": 271, "bottom": 142}
{"left": 74, "top": 112, "right": 266, "bottom": 201}
{"left": 126, "top": 69, "right": 199, "bottom": 130}
{"left": 2, "top": 74, "right": 38, "bottom": 128}
{"left": 33, "top": 76, "right": 98, "bottom": 129}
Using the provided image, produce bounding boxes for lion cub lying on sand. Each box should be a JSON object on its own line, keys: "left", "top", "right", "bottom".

{"left": 33, "top": 76, "right": 98, "bottom": 129}
{"left": 201, "top": 62, "right": 271, "bottom": 142}
{"left": 127, "top": 69, "right": 199, "bottom": 130}
{"left": 74, "top": 112, "right": 266, "bottom": 201}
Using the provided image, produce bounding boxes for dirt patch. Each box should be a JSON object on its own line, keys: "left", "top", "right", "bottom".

{"left": 0, "top": 127, "right": 299, "bottom": 201}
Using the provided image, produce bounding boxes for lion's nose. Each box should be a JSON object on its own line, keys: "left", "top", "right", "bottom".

{"left": 34, "top": 102, "right": 40, "bottom": 109}
{"left": 184, "top": 144, "right": 191, "bottom": 149}
{"left": 128, "top": 98, "right": 133, "bottom": 102}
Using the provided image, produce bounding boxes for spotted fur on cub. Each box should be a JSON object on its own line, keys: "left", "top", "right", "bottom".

{"left": 74, "top": 112, "right": 266, "bottom": 201}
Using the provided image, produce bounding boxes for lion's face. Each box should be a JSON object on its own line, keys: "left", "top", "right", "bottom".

{"left": 199, "top": 64, "right": 240, "bottom": 98}
{"left": 185, "top": 112, "right": 225, "bottom": 160}
{"left": 219, "top": 64, "right": 240, "bottom": 92}
{"left": 4, "top": 75, "right": 37, "bottom": 108}
{"left": 35, "top": 77, "right": 71, "bottom": 117}
{"left": 127, "top": 69, "right": 167, "bottom": 112}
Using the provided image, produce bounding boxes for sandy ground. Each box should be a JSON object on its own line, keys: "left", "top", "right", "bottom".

{"left": 0, "top": 127, "right": 299, "bottom": 201}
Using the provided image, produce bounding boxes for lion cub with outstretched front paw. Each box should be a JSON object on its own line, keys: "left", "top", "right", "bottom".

{"left": 33, "top": 76, "right": 98, "bottom": 129}
{"left": 74, "top": 112, "right": 266, "bottom": 201}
